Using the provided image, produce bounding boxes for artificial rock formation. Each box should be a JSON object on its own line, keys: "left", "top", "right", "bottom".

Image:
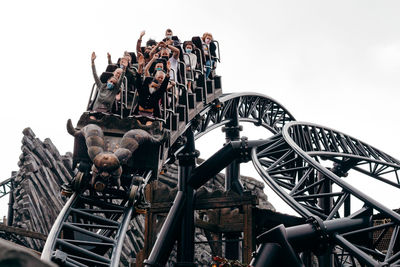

{"left": 10, "top": 128, "right": 74, "bottom": 250}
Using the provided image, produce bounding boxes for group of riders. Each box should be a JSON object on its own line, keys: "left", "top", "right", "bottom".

{"left": 89, "top": 29, "right": 218, "bottom": 125}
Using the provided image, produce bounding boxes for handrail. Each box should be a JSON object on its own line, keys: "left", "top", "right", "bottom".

{"left": 169, "top": 69, "right": 178, "bottom": 110}
{"left": 124, "top": 76, "right": 128, "bottom": 113}
{"left": 121, "top": 76, "right": 128, "bottom": 118}
{"left": 87, "top": 83, "right": 97, "bottom": 110}
{"left": 162, "top": 93, "right": 167, "bottom": 121}
{"left": 194, "top": 47, "right": 204, "bottom": 75}
{"left": 178, "top": 60, "right": 188, "bottom": 88}
{"left": 171, "top": 86, "right": 176, "bottom": 112}
{"left": 212, "top": 40, "right": 221, "bottom": 62}
{"left": 129, "top": 89, "right": 138, "bottom": 117}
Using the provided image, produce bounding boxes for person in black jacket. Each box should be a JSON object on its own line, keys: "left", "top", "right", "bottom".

{"left": 134, "top": 63, "right": 171, "bottom": 125}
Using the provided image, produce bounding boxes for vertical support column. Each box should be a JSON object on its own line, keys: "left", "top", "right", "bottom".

{"left": 176, "top": 129, "right": 198, "bottom": 267}
{"left": 243, "top": 203, "right": 255, "bottom": 264}
{"left": 222, "top": 102, "right": 243, "bottom": 194}
{"left": 142, "top": 183, "right": 155, "bottom": 263}
{"left": 222, "top": 102, "right": 243, "bottom": 261}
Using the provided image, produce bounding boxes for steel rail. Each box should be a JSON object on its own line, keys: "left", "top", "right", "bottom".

{"left": 282, "top": 121, "right": 400, "bottom": 224}
{"left": 109, "top": 206, "right": 134, "bottom": 266}
{"left": 41, "top": 193, "right": 79, "bottom": 262}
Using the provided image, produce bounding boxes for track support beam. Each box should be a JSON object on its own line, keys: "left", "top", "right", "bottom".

{"left": 176, "top": 129, "right": 197, "bottom": 266}
{"left": 222, "top": 105, "right": 242, "bottom": 260}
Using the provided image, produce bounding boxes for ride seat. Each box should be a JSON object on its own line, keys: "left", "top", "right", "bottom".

{"left": 127, "top": 52, "right": 137, "bottom": 64}
{"left": 106, "top": 64, "right": 118, "bottom": 73}
{"left": 100, "top": 72, "right": 114, "bottom": 83}
{"left": 191, "top": 36, "right": 217, "bottom": 68}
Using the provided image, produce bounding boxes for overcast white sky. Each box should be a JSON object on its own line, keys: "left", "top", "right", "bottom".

{"left": 0, "top": 0, "right": 399, "bottom": 216}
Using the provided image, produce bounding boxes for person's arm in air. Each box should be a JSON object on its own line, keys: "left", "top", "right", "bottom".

{"left": 137, "top": 52, "right": 145, "bottom": 75}
{"left": 91, "top": 52, "right": 102, "bottom": 88}
{"left": 107, "top": 52, "right": 113, "bottom": 65}
{"left": 144, "top": 54, "right": 159, "bottom": 77}
{"left": 136, "top": 31, "right": 145, "bottom": 55}
{"left": 166, "top": 41, "right": 180, "bottom": 60}
{"left": 149, "top": 41, "right": 163, "bottom": 58}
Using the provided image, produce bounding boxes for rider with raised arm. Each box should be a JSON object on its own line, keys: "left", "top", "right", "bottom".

{"left": 91, "top": 52, "right": 126, "bottom": 113}
{"left": 135, "top": 61, "right": 171, "bottom": 124}
{"left": 136, "top": 30, "right": 146, "bottom": 56}
{"left": 157, "top": 40, "right": 180, "bottom": 82}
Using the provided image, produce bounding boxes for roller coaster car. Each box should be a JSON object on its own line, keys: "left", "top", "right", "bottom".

{"left": 68, "top": 111, "right": 168, "bottom": 191}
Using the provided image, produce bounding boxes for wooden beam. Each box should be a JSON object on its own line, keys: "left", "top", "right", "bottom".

{"left": 0, "top": 224, "right": 47, "bottom": 241}
{"left": 150, "top": 194, "right": 258, "bottom": 214}
{"left": 195, "top": 219, "right": 243, "bottom": 233}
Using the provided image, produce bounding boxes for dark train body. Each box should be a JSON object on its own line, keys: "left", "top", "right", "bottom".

{"left": 71, "top": 113, "right": 165, "bottom": 179}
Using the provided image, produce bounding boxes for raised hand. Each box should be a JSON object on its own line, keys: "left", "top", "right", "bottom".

{"left": 166, "top": 60, "right": 171, "bottom": 72}
{"left": 140, "top": 30, "right": 145, "bottom": 38}
{"left": 91, "top": 52, "right": 96, "bottom": 62}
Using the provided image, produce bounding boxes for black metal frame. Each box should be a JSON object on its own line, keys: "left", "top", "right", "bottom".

{"left": 251, "top": 121, "right": 400, "bottom": 266}
{"left": 41, "top": 171, "right": 152, "bottom": 267}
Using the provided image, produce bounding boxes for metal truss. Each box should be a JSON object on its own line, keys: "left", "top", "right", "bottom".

{"left": 192, "top": 93, "right": 296, "bottom": 139}
{"left": 252, "top": 121, "right": 400, "bottom": 266}
{"left": 42, "top": 171, "right": 151, "bottom": 267}
{"left": 0, "top": 177, "right": 13, "bottom": 199}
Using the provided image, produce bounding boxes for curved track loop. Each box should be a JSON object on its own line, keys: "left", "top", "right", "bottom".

{"left": 252, "top": 121, "right": 400, "bottom": 266}
{"left": 192, "top": 92, "right": 296, "bottom": 139}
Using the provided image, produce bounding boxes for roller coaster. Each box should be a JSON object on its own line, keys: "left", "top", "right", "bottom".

{"left": 39, "top": 36, "right": 400, "bottom": 267}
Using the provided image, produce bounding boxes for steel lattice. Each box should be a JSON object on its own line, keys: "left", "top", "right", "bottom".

{"left": 193, "top": 93, "right": 296, "bottom": 139}
{"left": 252, "top": 121, "right": 400, "bottom": 266}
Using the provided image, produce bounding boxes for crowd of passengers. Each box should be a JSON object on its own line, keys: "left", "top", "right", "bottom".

{"left": 90, "top": 29, "right": 218, "bottom": 125}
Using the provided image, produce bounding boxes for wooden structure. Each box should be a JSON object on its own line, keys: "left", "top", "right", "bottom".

{"left": 136, "top": 181, "right": 259, "bottom": 265}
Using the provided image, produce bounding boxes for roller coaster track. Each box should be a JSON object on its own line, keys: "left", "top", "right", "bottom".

{"left": 41, "top": 92, "right": 297, "bottom": 267}
{"left": 39, "top": 83, "right": 400, "bottom": 266}
{"left": 192, "top": 92, "right": 296, "bottom": 138}
{"left": 0, "top": 177, "right": 13, "bottom": 199}
{"left": 42, "top": 171, "right": 152, "bottom": 267}
{"left": 252, "top": 122, "right": 400, "bottom": 266}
